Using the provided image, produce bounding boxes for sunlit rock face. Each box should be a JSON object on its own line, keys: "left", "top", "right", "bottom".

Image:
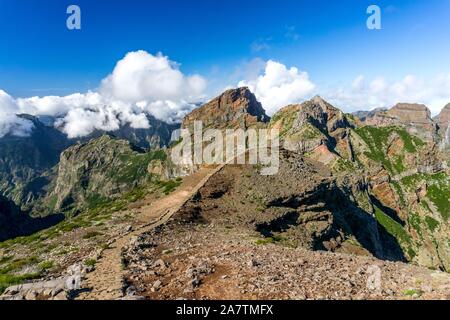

{"left": 363, "top": 103, "right": 438, "bottom": 143}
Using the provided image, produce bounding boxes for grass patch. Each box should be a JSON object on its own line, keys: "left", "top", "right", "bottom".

{"left": 84, "top": 258, "right": 97, "bottom": 267}
{"left": 408, "top": 214, "right": 423, "bottom": 239}
{"left": 374, "top": 206, "right": 415, "bottom": 258}
{"left": 82, "top": 231, "right": 102, "bottom": 240}
{"left": 0, "top": 273, "right": 41, "bottom": 295}
{"left": 0, "top": 256, "right": 40, "bottom": 274}
{"left": 115, "top": 150, "right": 167, "bottom": 184}
{"left": 38, "top": 260, "right": 54, "bottom": 271}
{"left": 401, "top": 173, "right": 450, "bottom": 220}
{"left": 354, "top": 126, "right": 424, "bottom": 174}
{"left": 157, "top": 179, "right": 182, "bottom": 195}
{"left": 255, "top": 236, "right": 283, "bottom": 245}
{"left": 404, "top": 289, "right": 421, "bottom": 297}
{"left": 425, "top": 216, "right": 440, "bottom": 232}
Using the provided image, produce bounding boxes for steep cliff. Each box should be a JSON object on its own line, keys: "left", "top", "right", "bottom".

{"left": 46, "top": 135, "right": 167, "bottom": 214}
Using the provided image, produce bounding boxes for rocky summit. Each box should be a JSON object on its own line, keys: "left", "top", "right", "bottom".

{"left": 0, "top": 88, "right": 449, "bottom": 301}
{"left": 182, "top": 87, "right": 270, "bottom": 131}
{"left": 361, "top": 103, "right": 438, "bottom": 142}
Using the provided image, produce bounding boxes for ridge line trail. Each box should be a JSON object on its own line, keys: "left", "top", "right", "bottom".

{"left": 77, "top": 165, "right": 224, "bottom": 300}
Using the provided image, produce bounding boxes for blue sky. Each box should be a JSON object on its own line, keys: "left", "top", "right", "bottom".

{"left": 0, "top": 0, "right": 450, "bottom": 116}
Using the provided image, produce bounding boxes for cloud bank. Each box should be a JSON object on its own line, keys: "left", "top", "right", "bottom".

{"left": 0, "top": 51, "right": 207, "bottom": 138}
{"left": 238, "top": 60, "right": 316, "bottom": 116}
{"left": 0, "top": 90, "right": 34, "bottom": 138}
{"left": 325, "top": 74, "right": 450, "bottom": 115}
{"left": 1, "top": 52, "right": 450, "bottom": 139}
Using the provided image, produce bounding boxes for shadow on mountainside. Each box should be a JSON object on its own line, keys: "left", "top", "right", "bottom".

{"left": 330, "top": 187, "right": 407, "bottom": 262}
{"left": 174, "top": 163, "right": 407, "bottom": 263}
{"left": 257, "top": 185, "right": 407, "bottom": 262}
{"left": 370, "top": 195, "right": 405, "bottom": 226}
{"left": 0, "top": 196, "right": 64, "bottom": 242}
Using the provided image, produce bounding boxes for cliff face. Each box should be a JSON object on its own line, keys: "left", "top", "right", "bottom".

{"left": 362, "top": 103, "right": 438, "bottom": 142}
{"left": 269, "top": 96, "right": 353, "bottom": 165}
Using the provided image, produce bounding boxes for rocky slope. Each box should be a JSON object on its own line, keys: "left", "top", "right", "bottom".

{"left": 45, "top": 135, "right": 168, "bottom": 214}
{"left": 182, "top": 87, "right": 269, "bottom": 131}
{"left": 123, "top": 198, "right": 450, "bottom": 300}
{"left": 269, "top": 96, "right": 353, "bottom": 164}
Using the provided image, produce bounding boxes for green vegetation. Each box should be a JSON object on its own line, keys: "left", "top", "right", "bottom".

{"left": 408, "top": 214, "right": 423, "bottom": 239}
{"left": 354, "top": 126, "right": 425, "bottom": 174}
{"left": 332, "top": 158, "right": 357, "bottom": 173}
{"left": 0, "top": 256, "right": 39, "bottom": 274}
{"left": 38, "top": 260, "right": 54, "bottom": 271}
{"left": 404, "top": 289, "right": 421, "bottom": 297}
{"left": 425, "top": 216, "right": 440, "bottom": 232}
{"left": 255, "top": 236, "right": 284, "bottom": 245}
{"left": 85, "top": 193, "right": 111, "bottom": 209}
{"left": 84, "top": 258, "right": 97, "bottom": 267}
{"left": 82, "top": 231, "right": 102, "bottom": 240}
{"left": 115, "top": 149, "right": 167, "bottom": 183}
{"left": 0, "top": 256, "right": 43, "bottom": 294}
{"left": 390, "top": 181, "right": 406, "bottom": 207}
{"left": 270, "top": 108, "right": 298, "bottom": 137}
{"left": 156, "top": 179, "right": 183, "bottom": 195}
{"left": 0, "top": 273, "right": 41, "bottom": 295}
{"left": 374, "top": 206, "right": 415, "bottom": 258}
{"left": 401, "top": 173, "right": 450, "bottom": 220}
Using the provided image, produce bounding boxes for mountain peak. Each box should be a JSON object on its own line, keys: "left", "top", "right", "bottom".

{"left": 389, "top": 103, "right": 432, "bottom": 122}
{"left": 182, "top": 87, "right": 269, "bottom": 129}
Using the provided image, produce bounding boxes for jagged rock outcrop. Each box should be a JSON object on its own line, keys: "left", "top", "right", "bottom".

{"left": 170, "top": 87, "right": 271, "bottom": 176}
{"left": 182, "top": 87, "right": 269, "bottom": 131}
{"left": 269, "top": 98, "right": 450, "bottom": 270}
{"left": 270, "top": 96, "right": 353, "bottom": 164}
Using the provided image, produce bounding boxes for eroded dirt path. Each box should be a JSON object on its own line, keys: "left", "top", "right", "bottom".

{"left": 77, "top": 166, "right": 224, "bottom": 300}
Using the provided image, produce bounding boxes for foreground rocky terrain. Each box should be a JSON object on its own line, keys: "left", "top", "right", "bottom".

{"left": 0, "top": 87, "right": 449, "bottom": 300}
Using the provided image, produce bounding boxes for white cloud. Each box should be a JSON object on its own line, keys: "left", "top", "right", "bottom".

{"left": 0, "top": 90, "right": 34, "bottom": 138}
{"left": 2, "top": 50, "right": 450, "bottom": 139}
{"left": 100, "top": 51, "right": 206, "bottom": 103}
{"left": 325, "top": 74, "right": 450, "bottom": 115}
{"left": 238, "top": 60, "right": 316, "bottom": 115}
{"left": 16, "top": 92, "right": 103, "bottom": 117}
{"left": 0, "top": 51, "right": 208, "bottom": 138}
